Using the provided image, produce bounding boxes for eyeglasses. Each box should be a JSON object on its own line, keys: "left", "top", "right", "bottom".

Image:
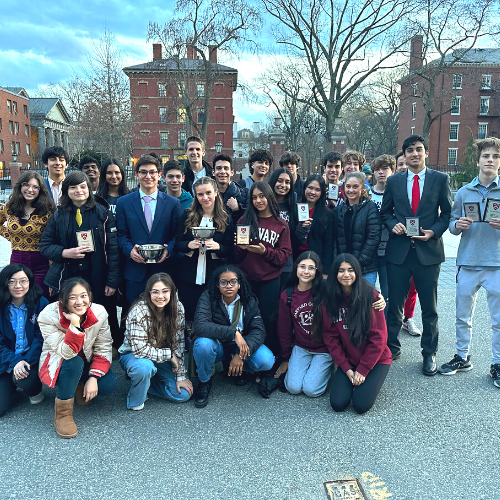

{"left": 219, "top": 279, "right": 238, "bottom": 287}
{"left": 298, "top": 265, "right": 317, "bottom": 272}
{"left": 138, "top": 170, "right": 159, "bottom": 178}
{"left": 151, "top": 289, "right": 170, "bottom": 297}
{"left": 8, "top": 278, "right": 29, "bottom": 287}
{"left": 21, "top": 183, "right": 40, "bottom": 191}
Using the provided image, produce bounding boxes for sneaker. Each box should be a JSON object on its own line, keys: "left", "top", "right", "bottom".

{"left": 438, "top": 354, "right": 473, "bottom": 375}
{"left": 490, "top": 364, "right": 500, "bottom": 388}
{"left": 29, "top": 392, "right": 45, "bottom": 405}
{"left": 130, "top": 403, "right": 144, "bottom": 411}
{"left": 402, "top": 317, "right": 422, "bottom": 336}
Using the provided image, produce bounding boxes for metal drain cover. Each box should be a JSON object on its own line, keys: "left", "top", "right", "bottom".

{"left": 324, "top": 479, "right": 367, "bottom": 499}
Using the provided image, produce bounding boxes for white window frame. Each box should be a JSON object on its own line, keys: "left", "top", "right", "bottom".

{"left": 412, "top": 83, "right": 418, "bottom": 96}
{"left": 197, "top": 83, "right": 205, "bottom": 97}
{"left": 159, "top": 107, "right": 168, "bottom": 123}
{"left": 448, "top": 148, "right": 458, "bottom": 165}
{"left": 178, "top": 129, "right": 187, "bottom": 148}
{"left": 160, "top": 131, "right": 169, "bottom": 149}
{"left": 482, "top": 75, "right": 492, "bottom": 89}
{"left": 449, "top": 122, "right": 459, "bottom": 141}
{"left": 411, "top": 126, "right": 415, "bottom": 135}
{"left": 451, "top": 96, "right": 461, "bottom": 115}
{"left": 412, "top": 102, "right": 416, "bottom": 120}
{"left": 177, "top": 108, "right": 186, "bottom": 123}
{"left": 452, "top": 74, "right": 462, "bottom": 89}
{"left": 480, "top": 96, "right": 490, "bottom": 115}
{"left": 478, "top": 123, "right": 488, "bottom": 140}
{"left": 158, "top": 83, "right": 166, "bottom": 97}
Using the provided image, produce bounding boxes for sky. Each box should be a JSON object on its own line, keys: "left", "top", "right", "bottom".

{"left": 0, "top": 0, "right": 274, "bottom": 132}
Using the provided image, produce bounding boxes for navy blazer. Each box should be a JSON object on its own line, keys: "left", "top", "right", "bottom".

{"left": 0, "top": 297, "right": 49, "bottom": 374}
{"left": 45, "top": 178, "right": 54, "bottom": 201}
{"left": 116, "top": 190, "right": 182, "bottom": 282}
{"left": 380, "top": 169, "right": 452, "bottom": 266}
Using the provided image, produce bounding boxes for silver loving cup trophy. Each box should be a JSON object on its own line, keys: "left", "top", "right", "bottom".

{"left": 138, "top": 244, "right": 164, "bottom": 263}
{"left": 191, "top": 227, "right": 216, "bottom": 255}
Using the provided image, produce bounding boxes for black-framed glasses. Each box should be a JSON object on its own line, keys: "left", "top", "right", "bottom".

{"left": 219, "top": 279, "right": 238, "bottom": 287}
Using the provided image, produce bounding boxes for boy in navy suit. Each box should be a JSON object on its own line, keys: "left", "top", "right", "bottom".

{"left": 43, "top": 146, "right": 68, "bottom": 205}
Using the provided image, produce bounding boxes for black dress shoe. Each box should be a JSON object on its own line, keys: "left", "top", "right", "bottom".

{"left": 194, "top": 378, "right": 212, "bottom": 408}
{"left": 423, "top": 355, "right": 437, "bottom": 376}
{"left": 391, "top": 351, "right": 401, "bottom": 361}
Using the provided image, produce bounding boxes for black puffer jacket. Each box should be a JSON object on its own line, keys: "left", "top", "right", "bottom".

{"left": 332, "top": 197, "right": 381, "bottom": 274}
{"left": 39, "top": 197, "right": 120, "bottom": 292}
{"left": 193, "top": 289, "right": 266, "bottom": 355}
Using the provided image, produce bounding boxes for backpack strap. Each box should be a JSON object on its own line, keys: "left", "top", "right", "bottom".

{"left": 285, "top": 286, "right": 294, "bottom": 309}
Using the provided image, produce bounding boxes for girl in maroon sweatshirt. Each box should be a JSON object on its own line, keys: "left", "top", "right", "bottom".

{"left": 235, "top": 182, "right": 292, "bottom": 358}
{"left": 323, "top": 253, "right": 391, "bottom": 414}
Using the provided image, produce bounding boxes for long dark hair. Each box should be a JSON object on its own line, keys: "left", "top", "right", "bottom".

{"left": 323, "top": 253, "right": 374, "bottom": 347}
{"left": 268, "top": 168, "right": 298, "bottom": 229}
{"left": 0, "top": 264, "right": 43, "bottom": 309}
{"left": 59, "top": 277, "right": 93, "bottom": 314}
{"left": 97, "top": 158, "right": 129, "bottom": 198}
{"left": 7, "top": 171, "right": 55, "bottom": 218}
{"left": 131, "top": 273, "right": 179, "bottom": 350}
{"left": 207, "top": 265, "right": 255, "bottom": 309}
{"left": 303, "top": 174, "right": 329, "bottom": 234}
{"left": 241, "top": 181, "right": 282, "bottom": 240}
{"left": 285, "top": 251, "right": 324, "bottom": 342}
{"left": 58, "top": 171, "right": 96, "bottom": 212}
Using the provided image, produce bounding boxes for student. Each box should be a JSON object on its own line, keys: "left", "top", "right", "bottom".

{"left": 279, "top": 151, "right": 304, "bottom": 202}
{"left": 39, "top": 171, "right": 120, "bottom": 309}
{"left": 234, "top": 181, "right": 292, "bottom": 355}
{"left": 0, "top": 171, "right": 56, "bottom": 296}
{"left": 323, "top": 152, "right": 345, "bottom": 208}
{"left": 0, "top": 264, "right": 48, "bottom": 417}
{"left": 163, "top": 160, "right": 193, "bottom": 211}
{"left": 120, "top": 273, "right": 192, "bottom": 409}
{"left": 212, "top": 153, "right": 247, "bottom": 225}
{"left": 380, "top": 134, "right": 452, "bottom": 375}
{"left": 295, "top": 174, "right": 333, "bottom": 274}
{"left": 78, "top": 155, "right": 100, "bottom": 193}
{"left": 38, "top": 277, "right": 117, "bottom": 438}
{"left": 395, "top": 152, "right": 407, "bottom": 172}
{"left": 237, "top": 149, "right": 273, "bottom": 191}
{"left": 116, "top": 154, "right": 182, "bottom": 305}
{"left": 192, "top": 265, "right": 275, "bottom": 407}
{"left": 323, "top": 254, "right": 392, "bottom": 414}
{"left": 276, "top": 252, "right": 333, "bottom": 397}
{"left": 181, "top": 136, "right": 215, "bottom": 195}
{"left": 175, "top": 177, "right": 234, "bottom": 321}
{"left": 96, "top": 158, "right": 130, "bottom": 215}
{"left": 369, "top": 154, "right": 396, "bottom": 302}
{"left": 332, "top": 172, "right": 381, "bottom": 286}
{"left": 42, "top": 146, "right": 69, "bottom": 205}
{"left": 438, "top": 137, "right": 500, "bottom": 387}
{"left": 268, "top": 168, "right": 298, "bottom": 289}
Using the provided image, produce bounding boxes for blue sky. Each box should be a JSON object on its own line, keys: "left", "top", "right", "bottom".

{"left": 0, "top": 0, "right": 271, "bottom": 130}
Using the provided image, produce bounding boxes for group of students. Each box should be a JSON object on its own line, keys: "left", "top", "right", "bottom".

{"left": 1, "top": 132, "right": 499, "bottom": 439}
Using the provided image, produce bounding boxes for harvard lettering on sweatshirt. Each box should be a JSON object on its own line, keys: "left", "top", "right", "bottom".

{"left": 235, "top": 215, "right": 292, "bottom": 281}
{"left": 277, "top": 287, "right": 329, "bottom": 360}
{"left": 322, "top": 289, "right": 392, "bottom": 377}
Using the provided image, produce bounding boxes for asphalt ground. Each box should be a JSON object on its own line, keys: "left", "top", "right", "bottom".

{"left": 0, "top": 232, "right": 499, "bottom": 500}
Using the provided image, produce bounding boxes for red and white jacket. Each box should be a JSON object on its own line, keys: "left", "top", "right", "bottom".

{"left": 38, "top": 302, "right": 112, "bottom": 388}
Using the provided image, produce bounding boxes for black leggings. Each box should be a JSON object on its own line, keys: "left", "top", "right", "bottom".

{"left": 0, "top": 366, "right": 42, "bottom": 417}
{"left": 330, "top": 363, "right": 390, "bottom": 414}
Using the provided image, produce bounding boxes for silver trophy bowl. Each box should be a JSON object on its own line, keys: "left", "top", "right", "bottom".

{"left": 191, "top": 227, "right": 216, "bottom": 240}
{"left": 138, "top": 244, "right": 164, "bottom": 263}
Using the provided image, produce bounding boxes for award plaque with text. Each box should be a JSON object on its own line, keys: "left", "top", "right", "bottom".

{"left": 236, "top": 225, "right": 250, "bottom": 245}
{"left": 463, "top": 202, "right": 481, "bottom": 222}
{"left": 328, "top": 183, "right": 339, "bottom": 201}
{"left": 483, "top": 199, "right": 500, "bottom": 222}
{"left": 405, "top": 217, "right": 420, "bottom": 237}
{"left": 76, "top": 230, "right": 95, "bottom": 252}
{"left": 297, "top": 203, "right": 309, "bottom": 222}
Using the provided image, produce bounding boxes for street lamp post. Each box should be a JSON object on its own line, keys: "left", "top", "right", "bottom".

{"left": 319, "top": 146, "right": 324, "bottom": 173}
{"left": 215, "top": 140, "right": 223, "bottom": 153}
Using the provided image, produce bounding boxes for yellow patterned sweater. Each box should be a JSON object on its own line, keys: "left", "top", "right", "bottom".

{"left": 0, "top": 204, "right": 53, "bottom": 252}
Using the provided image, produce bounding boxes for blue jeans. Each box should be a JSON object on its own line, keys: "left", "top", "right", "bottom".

{"left": 285, "top": 345, "right": 333, "bottom": 397}
{"left": 55, "top": 356, "right": 117, "bottom": 401}
{"left": 362, "top": 271, "right": 378, "bottom": 287}
{"left": 120, "top": 352, "right": 191, "bottom": 408}
{"left": 193, "top": 337, "right": 275, "bottom": 383}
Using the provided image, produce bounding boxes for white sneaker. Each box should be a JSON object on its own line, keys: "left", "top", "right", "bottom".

{"left": 130, "top": 403, "right": 144, "bottom": 411}
{"left": 402, "top": 317, "right": 422, "bottom": 336}
{"left": 29, "top": 392, "right": 45, "bottom": 405}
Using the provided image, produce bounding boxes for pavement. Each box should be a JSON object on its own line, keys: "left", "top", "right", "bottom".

{"left": 1, "top": 232, "right": 499, "bottom": 500}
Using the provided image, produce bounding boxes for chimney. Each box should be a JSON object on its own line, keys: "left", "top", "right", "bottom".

{"left": 209, "top": 45, "right": 217, "bottom": 63}
{"left": 153, "top": 43, "right": 162, "bottom": 61}
{"left": 410, "top": 35, "right": 423, "bottom": 71}
{"left": 187, "top": 44, "right": 197, "bottom": 60}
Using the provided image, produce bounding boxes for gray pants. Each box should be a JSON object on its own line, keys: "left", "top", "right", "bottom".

{"left": 455, "top": 267, "right": 500, "bottom": 364}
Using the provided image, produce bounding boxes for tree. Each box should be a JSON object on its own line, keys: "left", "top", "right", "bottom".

{"left": 147, "top": 0, "right": 261, "bottom": 142}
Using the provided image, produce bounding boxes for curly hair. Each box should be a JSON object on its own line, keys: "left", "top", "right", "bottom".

{"left": 6, "top": 171, "right": 55, "bottom": 218}
{"left": 207, "top": 265, "right": 255, "bottom": 308}
{"left": 342, "top": 150, "right": 366, "bottom": 170}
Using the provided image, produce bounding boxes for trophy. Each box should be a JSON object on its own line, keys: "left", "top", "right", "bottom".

{"left": 191, "top": 226, "right": 216, "bottom": 254}
{"left": 138, "top": 244, "right": 164, "bottom": 263}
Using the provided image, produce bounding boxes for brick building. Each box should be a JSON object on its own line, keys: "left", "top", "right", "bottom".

{"left": 123, "top": 44, "right": 237, "bottom": 164}
{"left": 399, "top": 38, "right": 500, "bottom": 168}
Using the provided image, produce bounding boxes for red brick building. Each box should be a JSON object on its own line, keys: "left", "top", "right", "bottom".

{"left": 399, "top": 38, "right": 500, "bottom": 168}
{"left": 123, "top": 44, "right": 237, "bottom": 163}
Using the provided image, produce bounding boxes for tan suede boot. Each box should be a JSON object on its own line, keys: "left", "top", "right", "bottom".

{"left": 75, "top": 383, "right": 89, "bottom": 406}
{"left": 54, "top": 398, "right": 78, "bottom": 438}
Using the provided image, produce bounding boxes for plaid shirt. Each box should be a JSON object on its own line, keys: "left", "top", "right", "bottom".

{"left": 121, "top": 300, "right": 186, "bottom": 381}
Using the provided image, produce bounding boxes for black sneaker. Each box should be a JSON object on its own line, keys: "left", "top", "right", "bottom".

{"left": 490, "top": 364, "right": 500, "bottom": 388}
{"left": 194, "top": 378, "right": 212, "bottom": 408}
{"left": 438, "top": 354, "right": 473, "bottom": 375}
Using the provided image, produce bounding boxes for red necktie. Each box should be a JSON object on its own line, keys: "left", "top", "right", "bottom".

{"left": 412, "top": 174, "right": 420, "bottom": 215}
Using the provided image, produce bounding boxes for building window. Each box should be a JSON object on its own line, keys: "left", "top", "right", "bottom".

{"left": 449, "top": 123, "right": 459, "bottom": 141}
{"left": 158, "top": 83, "right": 166, "bottom": 97}
{"left": 27, "top": 162, "right": 31, "bottom": 169}
{"left": 452, "top": 74, "right": 462, "bottom": 89}
{"left": 23, "top": 104, "right": 28, "bottom": 117}
{"left": 480, "top": 97, "right": 490, "bottom": 115}
{"left": 0, "top": 140, "right": 3, "bottom": 153}
{"left": 26, "top": 144, "right": 30, "bottom": 155}
{"left": 0, "top": 118, "right": 2, "bottom": 131}
{"left": 178, "top": 82, "right": 185, "bottom": 98}
{"left": 412, "top": 83, "right": 418, "bottom": 96}
{"left": 448, "top": 148, "right": 458, "bottom": 165}
{"left": 25, "top": 124, "right": 29, "bottom": 136}
{"left": 160, "top": 132, "right": 169, "bottom": 148}
{"left": 197, "top": 84, "right": 205, "bottom": 97}
{"left": 482, "top": 75, "right": 492, "bottom": 89}
{"left": 159, "top": 107, "right": 168, "bottom": 123}
{"left": 16, "top": 142, "right": 20, "bottom": 153}
{"left": 411, "top": 126, "right": 415, "bottom": 135}
{"left": 197, "top": 108, "right": 205, "bottom": 123}
{"left": 478, "top": 123, "right": 488, "bottom": 140}
{"left": 412, "top": 102, "right": 416, "bottom": 120}
{"left": 7, "top": 100, "right": 11, "bottom": 113}
{"left": 14, "top": 122, "right": 19, "bottom": 135}
{"left": 451, "top": 97, "right": 461, "bottom": 115}
{"left": 178, "top": 108, "right": 186, "bottom": 123}
{"left": 178, "top": 130, "right": 187, "bottom": 148}
{"left": 9, "top": 121, "right": 13, "bottom": 133}
{"left": 160, "top": 155, "right": 169, "bottom": 165}
{"left": 11, "top": 141, "right": 15, "bottom": 153}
